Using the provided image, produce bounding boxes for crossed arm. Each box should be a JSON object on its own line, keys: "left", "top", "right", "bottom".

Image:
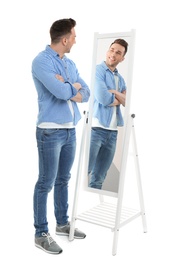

{"left": 108, "top": 89, "right": 126, "bottom": 107}
{"left": 56, "top": 74, "right": 82, "bottom": 102}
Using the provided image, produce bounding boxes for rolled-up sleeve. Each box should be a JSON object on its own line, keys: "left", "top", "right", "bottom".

{"left": 77, "top": 77, "right": 90, "bottom": 102}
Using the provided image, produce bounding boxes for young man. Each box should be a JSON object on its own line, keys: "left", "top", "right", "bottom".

{"left": 88, "top": 39, "right": 128, "bottom": 189}
{"left": 32, "top": 18, "right": 90, "bottom": 254}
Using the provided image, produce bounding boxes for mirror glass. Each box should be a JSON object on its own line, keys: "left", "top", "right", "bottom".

{"left": 85, "top": 31, "right": 135, "bottom": 197}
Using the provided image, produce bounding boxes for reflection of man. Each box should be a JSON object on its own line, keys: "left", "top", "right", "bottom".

{"left": 88, "top": 39, "right": 128, "bottom": 189}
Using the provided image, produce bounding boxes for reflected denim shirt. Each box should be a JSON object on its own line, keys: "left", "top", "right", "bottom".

{"left": 93, "top": 61, "right": 126, "bottom": 127}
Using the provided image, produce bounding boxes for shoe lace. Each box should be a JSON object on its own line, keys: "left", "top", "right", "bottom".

{"left": 42, "top": 232, "right": 54, "bottom": 245}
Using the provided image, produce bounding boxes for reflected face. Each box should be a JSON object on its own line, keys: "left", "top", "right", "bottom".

{"left": 106, "top": 43, "right": 125, "bottom": 71}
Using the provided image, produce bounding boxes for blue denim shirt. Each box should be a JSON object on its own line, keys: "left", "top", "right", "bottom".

{"left": 32, "top": 45, "right": 90, "bottom": 126}
{"left": 93, "top": 61, "right": 126, "bottom": 127}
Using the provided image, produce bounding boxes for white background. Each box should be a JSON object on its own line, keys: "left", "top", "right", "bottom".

{"left": 1, "top": 0, "right": 169, "bottom": 259}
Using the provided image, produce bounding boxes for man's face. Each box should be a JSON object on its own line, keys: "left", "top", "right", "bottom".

{"left": 106, "top": 43, "right": 125, "bottom": 69}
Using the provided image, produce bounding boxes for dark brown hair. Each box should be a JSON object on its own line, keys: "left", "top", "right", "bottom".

{"left": 110, "top": 39, "right": 128, "bottom": 56}
{"left": 50, "top": 18, "right": 76, "bottom": 44}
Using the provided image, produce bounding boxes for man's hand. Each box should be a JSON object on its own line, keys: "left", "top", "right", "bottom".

{"left": 109, "top": 89, "right": 126, "bottom": 106}
{"left": 72, "top": 82, "right": 82, "bottom": 91}
{"left": 55, "top": 74, "right": 64, "bottom": 82}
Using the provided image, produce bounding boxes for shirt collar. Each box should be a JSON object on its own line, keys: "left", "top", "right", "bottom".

{"left": 101, "top": 61, "right": 118, "bottom": 74}
{"left": 45, "top": 45, "right": 66, "bottom": 59}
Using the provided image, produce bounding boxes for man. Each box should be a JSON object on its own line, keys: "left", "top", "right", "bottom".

{"left": 32, "top": 18, "right": 90, "bottom": 254}
{"left": 88, "top": 39, "right": 128, "bottom": 189}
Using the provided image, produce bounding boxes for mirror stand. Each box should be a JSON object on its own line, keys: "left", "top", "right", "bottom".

{"left": 69, "top": 113, "right": 147, "bottom": 256}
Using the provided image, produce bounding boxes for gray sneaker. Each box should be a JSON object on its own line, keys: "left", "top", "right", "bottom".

{"left": 35, "top": 232, "right": 62, "bottom": 254}
{"left": 56, "top": 222, "right": 86, "bottom": 239}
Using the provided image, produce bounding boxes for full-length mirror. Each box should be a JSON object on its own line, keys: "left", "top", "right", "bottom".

{"left": 84, "top": 30, "right": 135, "bottom": 197}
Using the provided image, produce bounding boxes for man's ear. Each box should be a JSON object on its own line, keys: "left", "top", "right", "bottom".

{"left": 120, "top": 56, "right": 125, "bottom": 63}
{"left": 62, "top": 37, "right": 68, "bottom": 46}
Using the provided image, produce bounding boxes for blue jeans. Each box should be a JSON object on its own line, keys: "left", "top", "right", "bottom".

{"left": 88, "top": 127, "right": 118, "bottom": 189}
{"left": 34, "top": 127, "right": 76, "bottom": 237}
